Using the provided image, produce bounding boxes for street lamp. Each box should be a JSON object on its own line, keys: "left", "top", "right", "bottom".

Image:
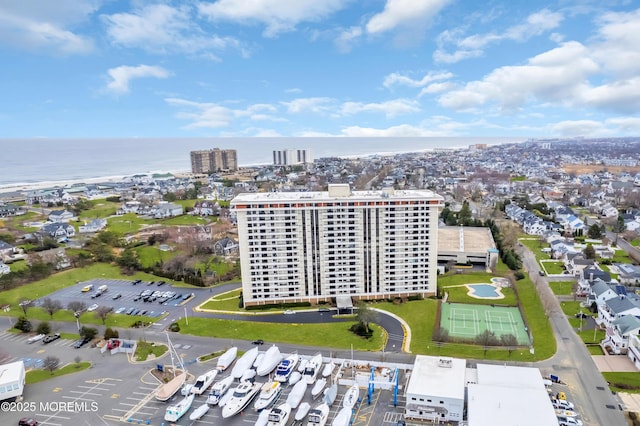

{"left": 74, "top": 311, "right": 80, "bottom": 332}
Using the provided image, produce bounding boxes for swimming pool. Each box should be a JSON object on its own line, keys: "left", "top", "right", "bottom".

{"left": 467, "top": 284, "right": 502, "bottom": 298}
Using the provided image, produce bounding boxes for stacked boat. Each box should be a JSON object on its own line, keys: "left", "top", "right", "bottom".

{"left": 286, "top": 379, "right": 308, "bottom": 409}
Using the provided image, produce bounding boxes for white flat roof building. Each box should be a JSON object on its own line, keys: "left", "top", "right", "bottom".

{"left": 232, "top": 185, "right": 443, "bottom": 306}
{"left": 405, "top": 355, "right": 466, "bottom": 423}
{"left": 438, "top": 226, "right": 499, "bottom": 268}
{"left": 467, "top": 364, "right": 557, "bottom": 426}
{"left": 0, "top": 360, "right": 25, "bottom": 401}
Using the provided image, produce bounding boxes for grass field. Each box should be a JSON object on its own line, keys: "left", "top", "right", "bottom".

{"left": 26, "top": 361, "right": 91, "bottom": 384}
{"left": 549, "top": 281, "right": 574, "bottom": 295}
{"left": 541, "top": 261, "right": 565, "bottom": 275}
{"left": 78, "top": 201, "right": 120, "bottom": 219}
{"left": 106, "top": 213, "right": 153, "bottom": 234}
{"left": 199, "top": 289, "right": 242, "bottom": 311}
{"left": 602, "top": 372, "right": 640, "bottom": 393}
{"left": 135, "top": 341, "right": 168, "bottom": 361}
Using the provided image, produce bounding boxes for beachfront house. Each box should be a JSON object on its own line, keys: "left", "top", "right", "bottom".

{"left": 597, "top": 295, "right": 640, "bottom": 329}
{"left": 152, "top": 202, "right": 183, "bottom": 219}
{"left": 39, "top": 222, "right": 75, "bottom": 241}
{"left": 192, "top": 200, "right": 219, "bottom": 216}
{"left": 0, "top": 203, "right": 25, "bottom": 217}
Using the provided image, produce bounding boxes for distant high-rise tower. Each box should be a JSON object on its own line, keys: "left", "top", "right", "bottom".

{"left": 272, "top": 149, "right": 312, "bottom": 166}
{"left": 190, "top": 148, "right": 238, "bottom": 173}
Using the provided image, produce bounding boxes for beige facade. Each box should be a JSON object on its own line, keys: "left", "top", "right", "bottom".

{"left": 190, "top": 148, "right": 238, "bottom": 173}
{"left": 232, "top": 184, "right": 443, "bottom": 307}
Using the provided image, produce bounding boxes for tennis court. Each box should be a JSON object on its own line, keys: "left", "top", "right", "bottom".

{"left": 440, "top": 302, "right": 530, "bottom": 345}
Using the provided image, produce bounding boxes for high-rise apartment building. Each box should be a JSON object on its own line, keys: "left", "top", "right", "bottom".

{"left": 232, "top": 184, "right": 443, "bottom": 307}
{"left": 273, "top": 149, "right": 312, "bottom": 166}
{"left": 190, "top": 148, "right": 238, "bottom": 173}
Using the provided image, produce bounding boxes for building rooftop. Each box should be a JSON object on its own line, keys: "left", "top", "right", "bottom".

{"left": 438, "top": 226, "right": 496, "bottom": 253}
{"left": 0, "top": 360, "right": 24, "bottom": 385}
{"left": 406, "top": 355, "right": 466, "bottom": 400}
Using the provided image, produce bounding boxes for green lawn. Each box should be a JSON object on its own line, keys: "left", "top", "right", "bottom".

{"left": 176, "top": 317, "right": 384, "bottom": 351}
{"left": 599, "top": 265, "right": 619, "bottom": 280}
{"left": 25, "top": 361, "right": 91, "bottom": 384}
{"left": 200, "top": 289, "right": 242, "bottom": 312}
{"left": 161, "top": 215, "right": 213, "bottom": 226}
{"left": 602, "top": 372, "right": 640, "bottom": 393}
{"left": 438, "top": 272, "right": 496, "bottom": 287}
{"left": 440, "top": 283, "right": 517, "bottom": 306}
{"left": 79, "top": 201, "right": 120, "bottom": 219}
{"left": 519, "top": 238, "right": 551, "bottom": 263}
{"left": 9, "top": 260, "right": 29, "bottom": 272}
{"left": 549, "top": 281, "right": 574, "bottom": 295}
{"left": 106, "top": 213, "right": 153, "bottom": 234}
{"left": 513, "top": 276, "right": 556, "bottom": 359}
{"left": 134, "top": 245, "right": 184, "bottom": 268}
{"left": 611, "top": 250, "right": 632, "bottom": 264}
{"left": 135, "top": 341, "right": 168, "bottom": 361}
{"left": 541, "top": 261, "right": 565, "bottom": 275}
{"left": 559, "top": 301, "right": 582, "bottom": 316}
{"left": 576, "top": 328, "right": 605, "bottom": 344}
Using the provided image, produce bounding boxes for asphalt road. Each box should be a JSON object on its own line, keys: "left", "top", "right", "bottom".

{"left": 519, "top": 246, "right": 626, "bottom": 426}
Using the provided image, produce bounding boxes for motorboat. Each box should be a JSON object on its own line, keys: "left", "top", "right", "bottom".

{"left": 257, "top": 345, "right": 282, "bottom": 376}
{"left": 181, "top": 383, "right": 194, "bottom": 396}
{"left": 217, "top": 347, "right": 238, "bottom": 371}
{"left": 311, "top": 378, "right": 327, "bottom": 399}
{"left": 297, "top": 358, "right": 308, "bottom": 373}
{"left": 322, "top": 361, "right": 335, "bottom": 378}
{"left": 254, "top": 353, "right": 265, "bottom": 368}
{"left": 307, "top": 403, "right": 330, "bottom": 426}
{"left": 331, "top": 406, "right": 352, "bottom": 426}
{"left": 255, "top": 409, "right": 271, "bottom": 426}
{"left": 323, "top": 383, "right": 338, "bottom": 406}
{"left": 191, "top": 369, "right": 218, "bottom": 395}
{"left": 254, "top": 381, "right": 282, "bottom": 411}
{"left": 164, "top": 393, "right": 194, "bottom": 422}
{"left": 266, "top": 403, "right": 291, "bottom": 426}
{"left": 274, "top": 353, "right": 299, "bottom": 383}
{"left": 221, "top": 381, "right": 262, "bottom": 418}
{"left": 286, "top": 379, "right": 308, "bottom": 409}
{"left": 155, "top": 371, "right": 186, "bottom": 402}
{"left": 207, "top": 375, "right": 234, "bottom": 405}
{"left": 231, "top": 347, "right": 260, "bottom": 379}
{"left": 289, "top": 371, "right": 302, "bottom": 385}
{"left": 218, "top": 389, "right": 232, "bottom": 407}
{"left": 295, "top": 402, "right": 311, "bottom": 421}
{"left": 342, "top": 384, "right": 359, "bottom": 409}
{"left": 303, "top": 353, "right": 323, "bottom": 384}
{"left": 241, "top": 368, "right": 257, "bottom": 383}
{"left": 189, "top": 403, "right": 209, "bottom": 421}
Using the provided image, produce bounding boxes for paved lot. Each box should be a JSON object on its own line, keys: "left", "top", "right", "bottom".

{"left": 592, "top": 354, "right": 638, "bottom": 372}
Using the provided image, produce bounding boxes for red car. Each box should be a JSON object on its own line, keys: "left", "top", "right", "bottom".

{"left": 19, "top": 418, "right": 39, "bottom": 426}
{"left": 107, "top": 339, "right": 121, "bottom": 350}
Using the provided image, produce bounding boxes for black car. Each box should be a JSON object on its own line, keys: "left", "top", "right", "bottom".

{"left": 132, "top": 279, "right": 141, "bottom": 285}
{"left": 252, "top": 339, "right": 264, "bottom": 345}
{"left": 147, "top": 281, "right": 155, "bottom": 286}
{"left": 112, "top": 293, "right": 122, "bottom": 300}
{"left": 575, "top": 312, "right": 590, "bottom": 319}
{"left": 42, "top": 333, "right": 61, "bottom": 344}
{"left": 133, "top": 295, "right": 142, "bottom": 302}
{"left": 157, "top": 280, "right": 166, "bottom": 286}
{"left": 73, "top": 337, "right": 91, "bottom": 349}
{"left": 18, "top": 418, "right": 39, "bottom": 426}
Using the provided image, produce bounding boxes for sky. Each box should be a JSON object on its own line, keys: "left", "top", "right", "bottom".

{"left": 1, "top": 0, "right": 639, "bottom": 139}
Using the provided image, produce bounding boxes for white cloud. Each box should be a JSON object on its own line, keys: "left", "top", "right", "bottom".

{"left": 285, "top": 88, "right": 302, "bottom": 94}
{"left": 334, "top": 26, "right": 362, "bottom": 53}
{"left": 383, "top": 71, "right": 453, "bottom": 89}
{"left": 281, "top": 97, "right": 335, "bottom": 114}
{"left": 103, "top": 4, "right": 243, "bottom": 56}
{"left": 166, "top": 98, "right": 283, "bottom": 129}
{"left": 340, "top": 99, "right": 420, "bottom": 118}
{"left": 197, "top": 0, "right": 347, "bottom": 37}
{"left": 605, "top": 117, "right": 640, "bottom": 132}
{"left": 418, "top": 82, "right": 455, "bottom": 96}
{"left": 106, "top": 65, "right": 171, "bottom": 95}
{"left": 549, "top": 120, "right": 607, "bottom": 137}
{"left": 590, "top": 9, "right": 640, "bottom": 77}
{"left": 582, "top": 77, "right": 640, "bottom": 114}
{"left": 366, "top": 0, "right": 451, "bottom": 36}
{"left": 434, "top": 9, "right": 563, "bottom": 64}
{"left": 0, "top": 0, "right": 96, "bottom": 55}
{"left": 340, "top": 124, "right": 445, "bottom": 137}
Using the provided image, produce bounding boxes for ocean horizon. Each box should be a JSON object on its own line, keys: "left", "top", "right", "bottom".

{"left": 1, "top": 137, "right": 525, "bottom": 188}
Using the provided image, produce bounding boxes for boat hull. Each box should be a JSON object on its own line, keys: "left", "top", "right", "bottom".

{"left": 155, "top": 372, "right": 186, "bottom": 402}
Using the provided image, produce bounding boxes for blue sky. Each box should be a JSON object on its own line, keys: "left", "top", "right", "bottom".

{"left": 1, "top": 0, "right": 639, "bottom": 138}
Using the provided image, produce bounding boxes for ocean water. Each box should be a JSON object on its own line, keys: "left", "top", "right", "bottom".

{"left": 0, "top": 137, "right": 524, "bottom": 187}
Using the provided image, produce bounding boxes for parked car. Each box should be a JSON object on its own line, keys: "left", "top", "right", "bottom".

{"left": 132, "top": 279, "right": 141, "bottom": 285}
{"left": 552, "top": 398, "right": 575, "bottom": 411}
{"left": 42, "top": 333, "right": 61, "bottom": 344}
{"left": 107, "top": 339, "right": 121, "bottom": 350}
{"left": 115, "top": 307, "right": 126, "bottom": 314}
{"left": 87, "top": 303, "right": 99, "bottom": 312}
{"left": 73, "top": 337, "right": 91, "bottom": 349}
{"left": 112, "top": 293, "right": 122, "bottom": 300}
{"left": 18, "top": 418, "right": 39, "bottom": 426}
{"left": 157, "top": 280, "right": 166, "bottom": 286}
{"left": 284, "top": 310, "right": 296, "bottom": 315}
{"left": 575, "top": 312, "right": 589, "bottom": 319}
{"left": 252, "top": 339, "right": 264, "bottom": 345}
{"left": 538, "top": 270, "right": 545, "bottom": 276}
{"left": 27, "top": 334, "right": 45, "bottom": 344}
{"left": 91, "top": 291, "right": 102, "bottom": 299}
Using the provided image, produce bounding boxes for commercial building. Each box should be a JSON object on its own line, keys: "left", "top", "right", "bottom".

{"left": 437, "top": 226, "right": 499, "bottom": 270}
{"left": 0, "top": 360, "right": 25, "bottom": 401}
{"left": 231, "top": 184, "right": 443, "bottom": 306}
{"left": 273, "top": 149, "right": 312, "bottom": 166}
{"left": 190, "top": 148, "right": 238, "bottom": 173}
{"left": 404, "top": 355, "right": 465, "bottom": 422}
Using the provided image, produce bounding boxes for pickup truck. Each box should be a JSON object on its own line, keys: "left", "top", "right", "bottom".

{"left": 27, "top": 333, "right": 45, "bottom": 344}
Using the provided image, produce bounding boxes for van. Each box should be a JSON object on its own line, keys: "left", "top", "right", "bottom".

{"left": 557, "top": 416, "right": 582, "bottom": 426}
{"left": 81, "top": 284, "right": 94, "bottom": 292}
{"left": 98, "top": 285, "right": 108, "bottom": 293}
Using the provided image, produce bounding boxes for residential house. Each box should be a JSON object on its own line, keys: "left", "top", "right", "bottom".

{"left": 597, "top": 294, "right": 640, "bottom": 329}
{"left": 29, "top": 249, "right": 71, "bottom": 270}
{"left": 152, "top": 202, "right": 183, "bottom": 219}
{"left": 615, "top": 264, "right": 640, "bottom": 285}
{"left": 192, "top": 201, "right": 219, "bottom": 216}
{"left": 0, "top": 241, "right": 16, "bottom": 259}
{"left": 577, "top": 266, "right": 612, "bottom": 296}
{"left": 565, "top": 254, "right": 595, "bottom": 276}
{"left": 213, "top": 237, "right": 238, "bottom": 256}
{"left": 0, "top": 203, "right": 25, "bottom": 217}
{"left": 39, "top": 223, "right": 75, "bottom": 241}
{"left": 601, "top": 204, "right": 619, "bottom": 218}
{"left": 0, "top": 262, "right": 10, "bottom": 275}
{"left": 48, "top": 210, "right": 76, "bottom": 223}
{"left": 602, "top": 315, "right": 640, "bottom": 355}
{"left": 588, "top": 280, "right": 619, "bottom": 308}
{"left": 78, "top": 218, "right": 108, "bottom": 233}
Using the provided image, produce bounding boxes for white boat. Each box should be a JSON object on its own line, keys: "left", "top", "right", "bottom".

{"left": 303, "top": 353, "right": 323, "bottom": 384}
{"left": 289, "top": 371, "right": 302, "bottom": 385}
{"left": 242, "top": 368, "right": 257, "bottom": 382}
{"left": 342, "top": 384, "right": 359, "bottom": 409}
{"left": 267, "top": 403, "right": 291, "bottom": 426}
{"left": 189, "top": 403, "right": 210, "bottom": 421}
{"left": 207, "top": 375, "right": 234, "bottom": 405}
{"left": 231, "top": 347, "right": 260, "bottom": 379}
{"left": 274, "top": 353, "right": 299, "bottom": 383}
{"left": 192, "top": 369, "right": 218, "bottom": 395}
{"left": 164, "top": 393, "right": 195, "bottom": 422}
{"left": 286, "top": 379, "right": 308, "bottom": 409}
{"left": 181, "top": 383, "right": 194, "bottom": 396}
{"left": 217, "top": 347, "right": 238, "bottom": 371}
{"left": 254, "top": 381, "right": 282, "bottom": 411}
{"left": 221, "top": 381, "right": 262, "bottom": 418}
{"left": 155, "top": 333, "right": 187, "bottom": 402}
{"left": 218, "top": 389, "right": 233, "bottom": 407}
{"left": 312, "top": 378, "right": 327, "bottom": 399}
{"left": 257, "top": 345, "right": 282, "bottom": 376}
{"left": 255, "top": 409, "right": 271, "bottom": 426}
{"left": 307, "top": 403, "right": 330, "bottom": 426}
{"left": 254, "top": 353, "right": 265, "bottom": 368}
{"left": 331, "top": 406, "right": 352, "bottom": 426}
{"left": 322, "top": 361, "right": 335, "bottom": 378}
{"left": 297, "top": 358, "right": 308, "bottom": 373}
{"left": 323, "top": 383, "right": 338, "bottom": 406}
{"left": 295, "top": 402, "right": 311, "bottom": 421}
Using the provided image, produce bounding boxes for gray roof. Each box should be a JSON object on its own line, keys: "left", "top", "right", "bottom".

{"left": 612, "top": 315, "right": 640, "bottom": 335}
{"left": 605, "top": 297, "right": 640, "bottom": 315}
{"left": 591, "top": 281, "right": 614, "bottom": 297}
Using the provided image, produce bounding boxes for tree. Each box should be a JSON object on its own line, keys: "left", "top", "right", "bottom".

{"left": 583, "top": 244, "right": 596, "bottom": 260}
{"left": 18, "top": 298, "right": 33, "bottom": 316}
{"left": 587, "top": 223, "right": 603, "bottom": 239}
{"left": 80, "top": 326, "right": 98, "bottom": 341}
{"left": 475, "top": 330, "right": 499, "bottom": 355}
{"left": 458, "top": 200, "right": 473, "bottom": 225}
{"left": 43, "top": 356, "right": 60, "bottom": 375}
{"left": 433, "top": 327, "right": 449, "bottom": 343}
{"left": 94, "top": 306, "right": 112, "bottom": 325}
{"left": 67, "top": 301, "right": 87, "bottom": 315}
{"left": 104, "top": 327, "right": 119, "bottom": 340}
{"left": 41, "top": 298, "right": 63, "bottom": 319}
{"left": 355, "top": 302, "right": 375, "bottom": 334}
{"left": 117, "top": 249, "right": 141, "bottom": 271}
{"left": 36, "top": 321, "right": 51, "bottom": 335}
{"left": 14, "top": 316, "right": 32, "bottom": 332}
{"left": 613, "top": 215, "right": 626, "bottom": 234}
{"left": 500, "top": 334, "right": 518, "bottom": 356}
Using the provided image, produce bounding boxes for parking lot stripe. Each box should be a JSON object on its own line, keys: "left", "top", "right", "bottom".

{"left": 60, "top": 395, "right": 97, "bottom": 402}
{"left": 69, "top": 390, "right": 102, "bottom": 396}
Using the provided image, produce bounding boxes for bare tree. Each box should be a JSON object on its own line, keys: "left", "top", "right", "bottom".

{"left": 41, "top": 298, "right": 63, "bottom": 319}
{"left": 18, "top": 298, "right": 33, "bottom": 316}
{"left": 500, "top": 334, "right": 518, "bottom": 356}
{"left": 67, "top": 301, "right": 87, "bottom": 314}
{"left": 43, "top": 356, "right": 60, "bottom": 375}
{"left": 475, "top": 330, "right": 499, "bottom": 355}
{"left": 433, "top": 327, "right": 449, "bottom": 343}
{"left": 94, "top": 306, "right": 112, "bottom": 325}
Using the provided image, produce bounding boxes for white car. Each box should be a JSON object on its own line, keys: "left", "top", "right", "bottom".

{"left": 27, "top": 333, "right": 45, "bottom": 344}
{"left": 552, "top": 399, "right": 575, "bottom": 411}
{"left": 284, "top": 310, "right": 296, "bottom": 315}
{"left": 87, "top": 303, "right": 99, "bottom": 312}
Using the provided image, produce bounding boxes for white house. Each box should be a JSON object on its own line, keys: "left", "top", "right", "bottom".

{"left": 48, "top": 209, "right": 76, "bottom": 223}
{"left": 602, "top": 315, "right": 640, "bottom": 355}
{"left": 153, "top": 202, "right": 183, "bottom": 219}
{"left": 597, "top": 296, "right": 640, "bottom": 329}
{"left": 78, "top": 218, "right": 108, "bottom": 233}
{"left": 0, "top": 262, "right": 10, "bottom": 275}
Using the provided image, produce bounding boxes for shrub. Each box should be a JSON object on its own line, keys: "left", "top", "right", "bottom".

{"left": 104, "top": 327, "right": 119, "bottom": 340}
{"left": 169, "top": 322, "right": 180, "bottom": 332}
{"left": 349, "top": 323, "right": 373, "bottom": 339}
{"left": 36, "top": 321, "right": 51, "bottom": 335}
{"left": 514, "top": 271, "right": 525, "bottom": 280}
{"left": 15, "top": 316, "right": 32, "bottom": 332}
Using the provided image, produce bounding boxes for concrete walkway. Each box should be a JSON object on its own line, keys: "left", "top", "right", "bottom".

{"left": 592, "top": 354, "right": 638, "bottom": 372}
